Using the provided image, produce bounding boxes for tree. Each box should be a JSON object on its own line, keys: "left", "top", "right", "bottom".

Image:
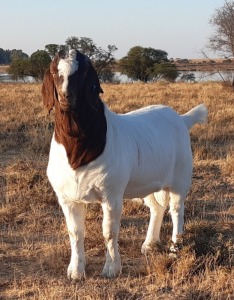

{"left": 92, "top": 45, "right": 117, "bottom": 76}
{"left": 0, "top": 48, "right": 28, "bottom": 64}
{"left": 30, "top": 50, "right": 51, "bottom": 81}
{"left": 10, "top": 49, "right": 28, "bottom": 61}
{"left": 65, "top": 36, "right": 97, "bottom": 58}
{"left": 76, "top": 37, "right": 97, "bottom": 58}
{"left": 65, "top": 36, "right": 117, "bottom": 82}
{"left": 45, "top": 44, "right": 60, "bottom": 58}
{"left": 153, "top": 62, "right": 180, "bottom": 82}
{"left": 209, "top": 0, "right": 234, "bottom": 57}
{"left": 98, "top": 68, "right": 115, "bottom": 83}
{"left": 65, "top": 36, "right": 79, "bottom": 50}
{"left": 180, "top": 73, "right": 196, "bottom": 82}
{"left": 8, "top": 58, "right": 31, "bottom": 81}
{"left": 9, "top": 50, "right": 51, "bottom": 82}
{"left": 0, "top": 48, "right": 9, "bottom": 64}
{"left": 119, "top": 46, "right": 170, "bottom": 82}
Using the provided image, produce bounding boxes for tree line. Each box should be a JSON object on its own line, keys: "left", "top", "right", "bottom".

{"left": 2, "top": 37, "right": 180, "bottom": 83}
{"left": 0, "top": 48, "right": 28, "bottom": 64}
{"left": 2, "top": 37, "right": 119, "bottom": 82}
{"left": 1, "top": 1, "right": 234, "bottom": 83}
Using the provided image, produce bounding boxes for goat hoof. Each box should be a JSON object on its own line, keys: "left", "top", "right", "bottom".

{"left": 101, "top": 261, "right": 121, "bottom": 278}
{"left": 169, "top": 252, "right": 178, "bottom": 259}
{"left": 67, "top": 265, "right": 85, "bottom": 281}
{"left": 169, "top": 241, "right": 181, "bottom": 258}
{"left": 141, "top": 243, "right": 154, "bottom": 255}
{"left": 141, "top": 242, "right": 162, "bottom": 255}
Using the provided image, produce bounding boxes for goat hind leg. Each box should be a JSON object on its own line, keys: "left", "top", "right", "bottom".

{"left": 141, "top": 190, "right": 169, "bottom": 254}
{"left": 169, "top": 191, "right": 185, "bottom": 254}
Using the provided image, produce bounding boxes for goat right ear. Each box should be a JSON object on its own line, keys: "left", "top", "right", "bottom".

{"left": 42, "top": 68, "right": 55, "bottom": 113}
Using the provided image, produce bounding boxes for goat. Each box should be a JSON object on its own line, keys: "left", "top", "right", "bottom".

{"left": 42, "top": 49, "right": 208, "bottom": 280}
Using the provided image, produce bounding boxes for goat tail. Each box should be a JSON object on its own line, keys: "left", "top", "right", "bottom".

{"left": 181, "top": 104, "right": 208, "bottom": 130}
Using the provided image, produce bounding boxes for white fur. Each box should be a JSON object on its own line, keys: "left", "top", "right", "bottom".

{"left": 58, "top": 50, "right": 79, "bottom": 94}
{"left": 47, "top": 103, "right": 208, "bottom": 279}
{"left": 181, "top": 103, "right": 208, "bottom": 129}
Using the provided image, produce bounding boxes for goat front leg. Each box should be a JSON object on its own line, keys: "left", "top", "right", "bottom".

{"left": 101, "top": 200, "right": 122, "bottom": 278}
{"left": 59, "top": 200, "right": 86, "bottom": 280}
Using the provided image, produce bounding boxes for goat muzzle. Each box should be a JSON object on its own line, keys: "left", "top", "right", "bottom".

{"left": 58, "top": 93, "right": 76, "bottom": 112}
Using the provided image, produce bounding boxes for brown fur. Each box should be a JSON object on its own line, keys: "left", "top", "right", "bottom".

{"left": 41, "top": 68, "right": 55, "bottom": 113}
{"left": 42, "top": 51, "right": 107, "bottom": 169}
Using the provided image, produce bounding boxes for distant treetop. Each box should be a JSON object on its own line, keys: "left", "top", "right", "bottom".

{"left": 0, "top": 48, "right": 28, "bottom": 64}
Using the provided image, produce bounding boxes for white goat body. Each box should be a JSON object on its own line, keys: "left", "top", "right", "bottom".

{"left": 47, "top": 103, "right": 207, "bottom": 278}
{"left": 48, "top": 104, "right": 206, "bottom": 200}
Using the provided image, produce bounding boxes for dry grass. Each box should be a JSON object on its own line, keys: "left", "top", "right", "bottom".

{"left": 0, "top": 66, "right": 9, "bottom": 73}
{"left": 0, "top": 81, "right": 233, "bottom": 299}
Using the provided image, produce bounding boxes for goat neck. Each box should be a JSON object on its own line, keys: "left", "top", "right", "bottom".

{"left": 54, "top": 98, "right": 107, "bottom": 169}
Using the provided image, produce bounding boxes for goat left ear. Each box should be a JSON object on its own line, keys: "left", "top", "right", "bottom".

{"left": 42, "top": 68, "right": 55, "bottom": 113}
{"left": 85, "top": 66, "right": 103, "bottom": 109}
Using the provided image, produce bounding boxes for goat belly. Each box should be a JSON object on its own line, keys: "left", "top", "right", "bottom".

{"left": 124, "top": 181, "right": 162, "bottom": 198}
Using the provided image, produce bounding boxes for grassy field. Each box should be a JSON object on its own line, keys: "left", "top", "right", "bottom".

{"left": 0, "top": 81, "right": 233, "bottom": 299}
{"left": 0, "top": 66, "right": 9, "bottom": 73}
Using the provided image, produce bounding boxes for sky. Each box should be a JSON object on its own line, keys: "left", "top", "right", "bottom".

{"left": 1, "top": 0, "right": 226, "bottom": 59}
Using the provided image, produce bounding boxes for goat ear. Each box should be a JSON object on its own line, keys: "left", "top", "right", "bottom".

{"left": 85, "top": 66, "right": 102, "bottom": 109}
{"left": 42, "top": 68, "right": 55, "bottom": 113}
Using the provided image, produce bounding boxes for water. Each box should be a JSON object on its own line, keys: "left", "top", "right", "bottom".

{"left": 181, "top": 71, "right": 233, "bottom": 82}
{"left": 114, "top": 71, "right": 234, "bottom": 83}
{"left": 0, "top": 73, "right": 35, "bottom": 83}
{"left": 0, "top": 71, "right": 233, "bottom": 83}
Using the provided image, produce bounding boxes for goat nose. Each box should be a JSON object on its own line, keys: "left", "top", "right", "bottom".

{"left": 64, "top": 92, "right": 75, "bottom": 102}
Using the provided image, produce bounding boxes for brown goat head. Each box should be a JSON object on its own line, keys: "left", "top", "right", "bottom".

{"left": 42, "top": 49, "right": 103, "bottom": 113}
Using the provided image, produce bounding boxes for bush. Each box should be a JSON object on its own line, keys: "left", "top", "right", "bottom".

{"left": 8, "top": 50, "right": 51, "bottom": 82}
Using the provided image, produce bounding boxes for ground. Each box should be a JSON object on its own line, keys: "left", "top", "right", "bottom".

{"left": 0, "top": 81, "right": 233, "bottom": 299}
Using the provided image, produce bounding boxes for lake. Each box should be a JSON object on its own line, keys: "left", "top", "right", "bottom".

{"left": 0, "top": 73, "right": 35, "bottom": 83}
{"left": 114, "top": 71, "right": 234, "bottom": 83}
{"left": 0, "top": 71, "right": 233, "bottom": 83}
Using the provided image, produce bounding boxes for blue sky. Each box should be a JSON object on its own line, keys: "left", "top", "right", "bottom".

{"left": 1, "top": 0, "right": 225, "bottom": 59}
